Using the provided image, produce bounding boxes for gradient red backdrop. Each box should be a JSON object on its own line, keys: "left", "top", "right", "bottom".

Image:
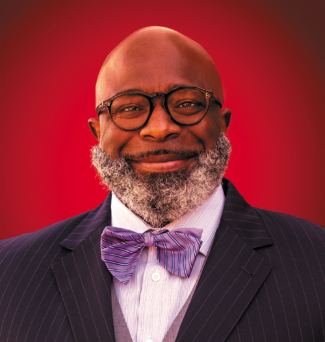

{"left": 0, "top": 0, "right": 324, "bottom": 240}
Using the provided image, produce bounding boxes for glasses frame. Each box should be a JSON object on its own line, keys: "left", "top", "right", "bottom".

{"left": 95, "top": 86, "right": 222, "bottom": 131}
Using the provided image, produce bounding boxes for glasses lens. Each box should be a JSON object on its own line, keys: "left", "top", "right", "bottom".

{"left": 110, "top": 94, "right": 150, "bottom": 130}
{"left": 167, "top": 88, "right": 208, "bottom": 124}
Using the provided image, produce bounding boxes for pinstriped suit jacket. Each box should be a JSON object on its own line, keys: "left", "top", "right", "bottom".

{"left": 0, "top": 179, "right": 324, "bottom": 342}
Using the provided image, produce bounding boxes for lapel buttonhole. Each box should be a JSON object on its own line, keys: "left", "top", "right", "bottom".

{"left": 240, "top": 265, "right": 254, "bottom": 277}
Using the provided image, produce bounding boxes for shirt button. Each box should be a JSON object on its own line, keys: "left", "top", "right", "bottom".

{"left": 145, "top": 337, "right": 153, "bottom": 342}
{"left": 152, "top": 271, "right": 160, "bottom": 282}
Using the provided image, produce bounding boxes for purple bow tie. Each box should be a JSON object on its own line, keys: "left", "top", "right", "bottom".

{"left": 101, "top": 226, "right": 203, "bottom": 284}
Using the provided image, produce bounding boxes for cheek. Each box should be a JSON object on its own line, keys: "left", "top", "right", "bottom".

{"left": 99, "top": 119, "right": 132, "bottom": 158}
{"left": 190, "top": 113, "right": 222, "bottom": 150}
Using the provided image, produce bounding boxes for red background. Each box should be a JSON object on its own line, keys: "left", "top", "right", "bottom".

{"left": 0, "top": 0, "right": 324, "bottom": 240}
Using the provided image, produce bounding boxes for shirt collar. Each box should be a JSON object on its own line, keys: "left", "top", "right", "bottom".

{"left": 111, "top": 184, "right": 225, "bottom": 256}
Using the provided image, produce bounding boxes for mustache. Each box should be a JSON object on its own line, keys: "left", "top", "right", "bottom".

{"left": 122, "top": 149, "right": 202, "bottom": 161}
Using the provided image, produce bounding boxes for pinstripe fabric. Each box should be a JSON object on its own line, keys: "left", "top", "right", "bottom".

{"left": 176, "top": 182, "right": 325, "bottom": 342}
{"left": 0, "top": 194, "right": 114, "bottom": 342}
{"left": 227, "top": 209, "right": 325, "bottom": 342}
{"left": 0, "top": 213, "right": 87, "bottom": 342}
{"left": 0, "top": 179, "right": 324, "bottom": 342}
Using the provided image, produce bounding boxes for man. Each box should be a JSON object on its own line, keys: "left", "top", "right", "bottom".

{"left": 0, "top": 27, "right": 324, "bottom": 342}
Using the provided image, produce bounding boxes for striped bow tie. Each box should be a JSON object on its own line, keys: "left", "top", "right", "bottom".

{"left": 101, "top": 226, "right": 203, "bottom": 284}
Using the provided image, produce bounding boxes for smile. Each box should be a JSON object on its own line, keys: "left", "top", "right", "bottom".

{"left": 130, "top": 154, "right": 197, "bottom": 173}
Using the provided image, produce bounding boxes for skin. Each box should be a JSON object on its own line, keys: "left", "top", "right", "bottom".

{"left": 89, "top": 26, "right": 231, "bottom": 174}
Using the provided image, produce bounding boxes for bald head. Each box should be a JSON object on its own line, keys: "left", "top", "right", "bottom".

{"left": 95, "top": 26, "right": 224, "bottom": 107}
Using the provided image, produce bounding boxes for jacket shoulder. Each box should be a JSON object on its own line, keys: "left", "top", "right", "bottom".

{"left": 0, "top": 210, "right": 91, "bottom": 263}
{"left": 255, "top": 207, "right": 324, "bottom": 230}
{"left": 254, "top": 207, "right": 325, "bottom": 247}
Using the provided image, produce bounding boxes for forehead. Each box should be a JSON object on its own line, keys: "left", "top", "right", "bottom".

{"left": 97, "top": 57, "right": 204, "bottom": 105}
{"left": 95, "top": 32, "right": 223, "bottom": 106}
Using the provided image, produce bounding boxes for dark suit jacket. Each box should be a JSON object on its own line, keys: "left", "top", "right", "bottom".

{"left": 0, "top": 179, "right": 324, "bottom": 342}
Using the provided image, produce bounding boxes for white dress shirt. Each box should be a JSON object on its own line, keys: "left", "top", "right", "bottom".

{"left": 110, "top": 184, "right": 225, "bottom": 342}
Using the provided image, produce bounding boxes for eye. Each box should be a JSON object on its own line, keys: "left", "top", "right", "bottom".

{"left": 122, "top": 106, "right": 140, "bottom": 112}
{"left": 178, "top": 102, "right": 197, "bottom": 108}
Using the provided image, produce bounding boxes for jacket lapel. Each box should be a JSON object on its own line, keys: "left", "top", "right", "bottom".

{"left": 52, "top": 193, "right": 116, "bottom": 342}
{"left": 176, "top": 180, "right": 273, "bottom": 342}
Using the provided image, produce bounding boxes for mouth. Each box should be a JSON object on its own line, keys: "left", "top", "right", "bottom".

{"left": 126, "top": 150, "right": 199, "bottom": 173}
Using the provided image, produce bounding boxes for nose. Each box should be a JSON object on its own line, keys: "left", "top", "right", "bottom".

{"left": 139, "top": 97, "right": 182, "bottom": 142}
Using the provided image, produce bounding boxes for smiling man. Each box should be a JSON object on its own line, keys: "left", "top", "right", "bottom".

{"left": 0, "top": 27, "right": 324, "bottom": 342}
{"left": 89, "top": 27, "right": 231, "bottom": 228}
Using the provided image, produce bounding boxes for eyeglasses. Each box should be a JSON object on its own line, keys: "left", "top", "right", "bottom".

{"left": 95, "top": 86, "right": 222, "bottom": 131}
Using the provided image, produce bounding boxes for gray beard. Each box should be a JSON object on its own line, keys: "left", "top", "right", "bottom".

{"left": 91, "top": 133, "right": 231, "bottom": 228}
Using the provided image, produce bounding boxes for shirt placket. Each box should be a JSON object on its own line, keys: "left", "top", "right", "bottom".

{"left": 137, "top": 245, "right": 164, "bottom": 342}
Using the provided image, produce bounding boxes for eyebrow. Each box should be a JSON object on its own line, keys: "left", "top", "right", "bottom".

{"left": 112, "top": 84, "right": 198, "bottom": 97}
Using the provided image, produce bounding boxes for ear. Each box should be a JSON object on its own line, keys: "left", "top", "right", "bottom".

{"left": 88, "top": 118, "right": 100, "bottom": 140}
{"left": 220, "top": 108, "right": 231, "bottom": 133}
